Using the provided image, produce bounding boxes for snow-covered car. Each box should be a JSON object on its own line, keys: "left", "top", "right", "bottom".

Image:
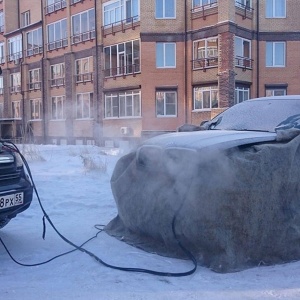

{"left": 0, "top": 141, "right": 33, "bottom": 228}
{"left": 106, "top": 95, "right": 300, "bottom": 273}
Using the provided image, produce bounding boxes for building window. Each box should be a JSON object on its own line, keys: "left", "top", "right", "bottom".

{"left": 0, "top": 42, "right": 5, "bottom": 63}
{"left": 0, "top": 103, "right": 3, "bottom": 118}
{"left": 47, "top": 19, "right": 68, "bottom": 51}
{"left": 75, "top": 57, "right": 93, "bottom": 83}
{"left": 29, "top": 68, "right": 41, "bottom": 90}
{"left": 45, "top": 0, "right": 67, "bottom": 14}
{"left": 156, "top": 90, "right": 177, "bottom": 117}
{"left": 76, "top": 93, "right": 93, "bottom": 119}
{"left": 235, "top": 36, "right": 252, "bottom": 68}
{"left": 30, "top": 99, "right": 42, "bottom": 120}
{"left": 50, "top": 63, "right": 65, "bottom": 87}
{"left": 21, "top": 11, "right": 30, "bottom": 27}
{"left": 104, "top": 39, "right": 140, "bottom": 77}
{"left": 26, "top": 28, "right": 43, "bottom": 56}
{"left": 0, "top": 76, "right": 3, "bottom": 95}
{"left": 103, "top": 0, "right": 139, "bottom": 27}
{"left": 193, "top": 37, "right": 218, "bottom": 69}
{"left": 12, "top": 101, "right": 21, "bottom": 118}
{"left": 105, "top": 90, "right": 141, "bottom": 118}
{"left": 193, "top": 86, "right": 218, "bottom": 110}
{"left": 0, "top": 11, "right": 4, "bottom": 33}
{"left": 71, "top": 0, "right": 81, "bottom": 4}
{"left": 235, "top": 0, "right": 251, "bottom": 9}
{"left": 51, "top": 95, "right": 66, "bottom": 120}
{"left": 71, "top": 8, "right": 95, "bottom": 44}
{"left": 266, "top": 42, "right": 285, "bottom": 67}
{"left": 235, "top": 86, "right": 250, "bottom": 104}
{"left": 266, "top": 0, "right": 286, "bottom": 18}
{"left": 10, "top": 73, "right": 21, "bottom": 93}
{"left": 156, "top": 0, "right": 175, "bottom": 19}
{"left": 193, "top": 0, "right": 217, "bottom": 9}
{"left": 266, "top": 88, "right": 286, "bottom": 97}
{"left": 156, "top": 42, "right": 176, "bottom": 68}
{"left": 8, "top": 35, "right": 22, "bottom": 62}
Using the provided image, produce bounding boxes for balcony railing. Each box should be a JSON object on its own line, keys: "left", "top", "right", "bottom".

{"left": 28, "top": 82, "right": 41, "bottom": 91}
{"left": 191, "top": 1, "right": 218, "bottom": 19}
{"left": 71, "top": 30, "right": 95, "bottom": 44}
{"left": 235, "top": 1, "right": 254, "bottom": 19}
{"left": 50, "top": 78, "right": 65, "bottom": 87}
{"left": 75, "top": 72, "right": 93, "bottom": 84}
{"left": 102, "top": 15, "right": 140, "bottom": 37}
{"left": 104, "top": 64, "right": 140, "bottom": 78}
{"left": 47, "top": 38, "right": 68, "bottom": 51}
{"left": 7, "top": 52, "right": 23, "bottom": 64}
{"left": 45, "top": 0, "right": 67, "bottom": 15}
{"left": 235, "top": 56, "right": 253, "bottom": 69}
{"left": 71, "top": 0, "right": 83, "bottom": 4}
{"left": 10, "top": 85, "right": 21, "bottom": 93}
{"left": 192, "top": 57, "right": 218, "bottom": 70}
{"left": 26, "top": 46, "right": 43, "bottom": 57}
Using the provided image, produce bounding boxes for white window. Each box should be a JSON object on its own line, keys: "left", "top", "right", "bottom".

{"left": 235, "top": 86, "right": 250, "bottom": 104}
{"left": 30, "top": 99, "right": 42, "bottom": 120}
{"left": 105, "top": 90, "right": 141, "bottom": 118}
{"left": 193, "top": 37, "right": 218, "bottom": 69}
{"left": 47, "top": 19, "right": 68, "bottom": 50}
{"left": 156, "top": 42, "right": 176, "bottom": 68}
{"left": 0, "top": 76, "right": 3, "bottom": 95}
{"left": 0, "top": 42, "right": 5, "bottom": 63}
{"left": 12, "top": 101, "right": 21, "bottom": 118}
{"left": 103, "top": 0, "right": 139, "bottom": 27}
{"left": 76, "top": 93, "right": 93, "bottom": 119}
{"left": 266, "top": 0, "right": 286, "bottom": 18}
{"left": 26, "top": 27, "right": 43, "bottom": 56}
{"left": 29, "top": 68, "right": 41, "bottom": 90}
{"left": 21, "top": 11, "right": 30, "bottom": 27}
{"left": 156, "top": 0, "right": 175, "bottom": 18}
{"left": 50, "top": 63, "right": 65, "bottom": 86}
{"left": 193, "top": 0, "right": 217, "bottom": 9}
{"left": 235, "top": 0, "right": 251, "bottom": 9}
{"left": 10, "top": 73, "right": 21, "bottom": 93}
{"left": 51, "top": 95, "right": 66, "bottom": 120}
{"left": 0, "top": 10, "right": 4, "bottom": 32}
{"left": 75, "top": 57, "right": 93, "bottom": 83}
{"left": 235, "top": 36, "right": 252, "bottom": 68}
{"left": 46, "top": 0, "right": 67, "bottom": 14}
{"left": 8, "top": 35, "right": 22, "bottom": 61}
{"left": 156, "top": 90, "right": 177, "bottom": 117}
{"left": 104, "top": 39, "right": 140, "bottom": 77}
{"left": 266, "top": 42, "right": 285, "bottom": 67}
{"left": 193, "top": 86, "right": 218, "bottom": 110}
{"left": 71, "top": 8, "right": 95, "bottom": 43}
{"left": 266, "top": 88, "right": 286, "bottom": 97}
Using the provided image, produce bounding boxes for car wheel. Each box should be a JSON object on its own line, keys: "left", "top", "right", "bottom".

{"left": 0, "top": 219, "right": 10, "bottom": 229}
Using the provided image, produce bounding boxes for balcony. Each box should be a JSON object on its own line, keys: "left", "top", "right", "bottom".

{"left": 102, "top": 16, "right": 140, "bottom": 37}
{"left": 235, "top": 56, "right": 253, "bottom": 70}
{"left": 192, "top": 57, "right": 218, "bottom": 71}
{"left": 10, "top": 85, "right": 21, "bottom": 94}
{"left": 71, "top": 30, "right": 95, "bottom": 45}
{"left": 7, "top": 52, "right": 23, "bottom": 64}
{"left": 26, "top": 46, "right": 43, "bottom": 57}
{"left": 28, "top": 82, "right": 41, "bottom": 91}
{"left": 47, "top": 38, "right": 68, "bottom": 51}
{"left": 235, "top": 1, "right": 254, "bottom": 19}
{"left": 50, "top": 78, "right": 65, "bottom": 88}
{"left": 104, "top": 64, "right": 140, "bottom": 79}
{"left": 45, "top": 0, "right": 67, "bottom": 15}
{"left": 191, "top": 1, "right": 218, "bottom": 20}
{"left": 75, "top": 72, "right": 93, "bottom": 84}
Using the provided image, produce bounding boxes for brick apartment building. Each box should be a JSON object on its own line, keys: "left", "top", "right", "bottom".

{"left": 0, "top": 0, "right": 299, "bottom": 146}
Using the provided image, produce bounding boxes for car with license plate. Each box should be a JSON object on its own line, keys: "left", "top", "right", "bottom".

{"left": 107, "top": 95, "right": 300, "bottom": 273}
{"left": 0, "top": 141, "right": 33, "bottom": 228}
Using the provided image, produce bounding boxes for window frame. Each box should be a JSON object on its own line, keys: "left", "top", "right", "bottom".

{"left": 50, "top": 63, "right": 65, "bottom": 87}
{"left": 12, "top": 101, "right": 21, "bottom": 118}
{"left": 235, "top": 86, "right": 250, "bottom": 105}
{"left": 265, "top": 88, "right": 287, "bottom": 97}
{"left": 51, "top": 95, "right": 66, "bottom": 120}
{"left": 193, "top": 85, "right": 219, "bottom": 111}
{"left": 29, "top": 68, "right": 41, "bottom": 90}
{"left": 76, "top": 92, "right": 94, "bottom": 119}
{"left": 156, "top": 90, "right": 177, "bottom": 117}
{"left": 30, "top": 98, "right": 42, "bottom": 120}
{"left": 193, "top": 37, "right": 218, "bottom": 70}
{"left": 10, "top": 72, "right": 21, "bottom": 93}
{"left": 266, "top": 41, "right": 286, "bottom": 67}
{"left": 0, "top": 42, "right": 5, "bottom": 63}
{"left": 8, "top": 35, "right": 23, "bottom": 61}
{"left": 266, "top": 0, "right": 286, "bottom": 18}
{"left": 156, "top": 42, "right": 176, "bottom": 68}
{"left": 47, "top": 19, "right": 68, "bottom": 51}
{"left": 193, "top": 0, "right": 217, "bottom": 9}
{"left": 26, "top": 27, "right": 43, "bottom": 56}
{"left": 21, "top": 10, "right": 31, "bottom": 27}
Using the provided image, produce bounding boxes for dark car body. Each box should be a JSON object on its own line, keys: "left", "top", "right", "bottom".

{"left": 106, "top": 95, "right": 300, "bottom": 273}
{"left": 0, "top": 142, "right": 33, "bottom": 228}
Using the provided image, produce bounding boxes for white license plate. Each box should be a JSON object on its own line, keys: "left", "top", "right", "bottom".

{"left": 0, "top": 192, "right": 24, "bottom": 210}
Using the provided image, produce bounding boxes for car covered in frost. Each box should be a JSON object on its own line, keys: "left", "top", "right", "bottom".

{"left": 106, "top": 95, "right": 300, "bottom": 273}
{"left": 0, "top": 141, "right": 33, "bottom": 228}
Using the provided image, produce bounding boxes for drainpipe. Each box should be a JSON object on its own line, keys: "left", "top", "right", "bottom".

{"left": 256, "top": 0, "right": 260, "bottom": 97}
{"left": 184, "top": 0, "right": 188, "bottom": 123}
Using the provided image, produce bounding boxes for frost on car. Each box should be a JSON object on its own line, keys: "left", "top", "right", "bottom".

{"left": 105, "top": 96, "right": 300, "bottom": 273}
{"left": 0, "top": 142, "right": 33, "bottom": 228}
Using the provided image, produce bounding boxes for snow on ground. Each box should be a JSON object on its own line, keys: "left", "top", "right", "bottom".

{"left": 1, "top": 143, "right": 300, "bottom": 300}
